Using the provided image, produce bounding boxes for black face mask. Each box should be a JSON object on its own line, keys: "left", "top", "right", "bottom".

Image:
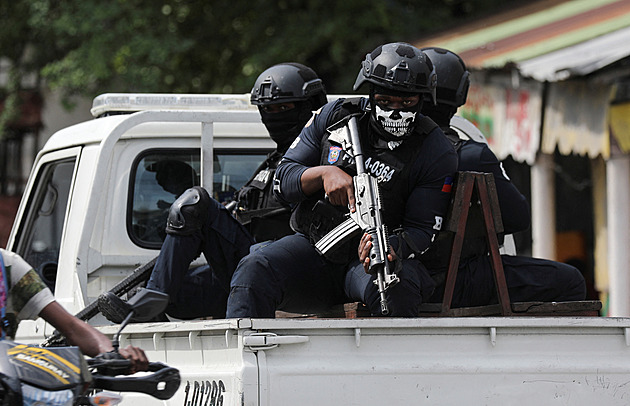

{"left": 421, "top": 103, "right": 455, "bottom": 128}
{"left": 260, "top": 102, "right": 314, "bottom": 153}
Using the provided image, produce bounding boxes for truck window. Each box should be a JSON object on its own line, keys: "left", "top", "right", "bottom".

{"left": 17, "top": 158, "right": 76, "bottom": 292}
{"left": 129, "top": 149, "right": 268, "bottom": 248}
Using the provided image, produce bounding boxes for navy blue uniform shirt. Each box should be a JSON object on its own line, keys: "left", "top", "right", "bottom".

{"left": 457, "top": 137, "right": 530, "bottom": 234}
{"left": 274, "top": 98, "right": 458, "bottom": 259}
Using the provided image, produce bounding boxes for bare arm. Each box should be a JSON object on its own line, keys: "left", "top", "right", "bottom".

{"left": 40, "top": 301, "right": 112, "bottom": 356}
{"left": 39, "top": 301, "right": 148, "bottom": 372}
{"left": 301, "top": 165, "right": 356, "bottom": 210}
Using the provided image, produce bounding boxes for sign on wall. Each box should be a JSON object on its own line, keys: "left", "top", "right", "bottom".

{"left": 459, "top": 81, "right": 543, "bottom": 164}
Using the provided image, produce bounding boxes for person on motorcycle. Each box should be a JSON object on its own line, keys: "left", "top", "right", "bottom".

{"left": 0, "top": 248, "right": 148, "bottom": 373}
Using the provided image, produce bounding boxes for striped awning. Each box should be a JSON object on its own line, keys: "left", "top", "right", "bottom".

{"left": 414, "top": 0, "right": 630, "bottom": 79}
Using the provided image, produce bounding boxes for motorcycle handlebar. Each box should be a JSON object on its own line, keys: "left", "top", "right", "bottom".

{"left": 88, "top": 354, "right": 181, "bottom": 400}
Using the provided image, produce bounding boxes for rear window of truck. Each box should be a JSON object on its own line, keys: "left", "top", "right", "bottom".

{"left": 128, "top": 149, "right": 268, "bottom": 249}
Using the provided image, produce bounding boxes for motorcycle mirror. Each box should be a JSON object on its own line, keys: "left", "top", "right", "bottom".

{"left": 125, "top": 288, "right": 169, "bottom": 323}
{"left": 113, "top": 289, "right": 169, "bottom": 350}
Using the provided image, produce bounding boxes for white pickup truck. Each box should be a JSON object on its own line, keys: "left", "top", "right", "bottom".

{"left": 8, "top": 93, "right": 630, "bottom": 405}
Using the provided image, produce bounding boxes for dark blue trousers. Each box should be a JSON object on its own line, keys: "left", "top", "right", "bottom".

{"left": 226, "top": 233, "right": 436, "bottom": 318}
{"left": 428, "top": 254, "right": 586, "bottom": 307}
{"left": 147, "top": 199, "right": 255, "bottom": 319}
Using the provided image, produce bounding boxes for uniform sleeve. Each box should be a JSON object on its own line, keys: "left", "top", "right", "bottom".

{"left": 273, "top": 101, "right": 341, "bottom": 204}
{"left": 2, "top": 250, "right": 55, "bottom": 321}
{"left": 392, "top": 130, "right": 459, "bottom": 258}
{"left": 459, "top": 143, "right": 530, "bottom": 233}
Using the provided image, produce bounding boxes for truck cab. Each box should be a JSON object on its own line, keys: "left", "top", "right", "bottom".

{"left": 8, "top": 93, "right": 274, "bottom": 339}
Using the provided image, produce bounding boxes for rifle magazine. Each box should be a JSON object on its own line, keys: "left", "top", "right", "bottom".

{"left": 314, "top": 218, "right": 361, "bottom": 256}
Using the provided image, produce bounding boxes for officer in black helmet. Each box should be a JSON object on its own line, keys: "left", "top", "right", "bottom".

{"left": 99, "top": 63, "right": 327, "bottom": 322}
{"left": 419, "top": 46, "right": 586, "bottom": 306}
{"left": 226, "top": 43, "right": 458, "bottom": 317}
{"left": 233, "top": 63, "right": 328, "bottom": 240}
{"left": 251, "top": 63, "right": 328, "bottom": 153}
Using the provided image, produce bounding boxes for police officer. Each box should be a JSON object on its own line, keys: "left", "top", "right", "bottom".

{"left": 99, "top": 63, "right": 328, "bottom": 321}
{"left": 419, "top": 46, "right": 586, "bottom": 306}
{"left": 226, "top": 43, "right": 458, "bottom": 318}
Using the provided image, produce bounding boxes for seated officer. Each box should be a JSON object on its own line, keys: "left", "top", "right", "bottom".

{"left": 419, "top": 47, "right": 586, "bottom": 307}
{"left": 99, "top": 63, "right": 328, "bottom": 321}
{"left": 225, "top": 43, "right": 458, "bottom": 317}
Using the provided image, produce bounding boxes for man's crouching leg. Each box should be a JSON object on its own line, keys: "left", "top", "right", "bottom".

{"left": 147, "top": 186, "right": 212, "bottom": 293}
{"left": 99, "top": 187, "right": 212, "bottom": 323}
{"left": 165, "top": 186, "right": 212, "bottom": 236}
{"left": 346, "top": 259, "right": 436, "bottom": 317}
{"left": 226, "top": 234, "right": 332, "bottom": 318}
{"left": 226, "top": 249, "right": 280, "bottom": 318}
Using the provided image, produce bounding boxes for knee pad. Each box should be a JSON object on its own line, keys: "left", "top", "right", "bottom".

{"left": 166, "top": 186, "right": 211, "bottom": 235}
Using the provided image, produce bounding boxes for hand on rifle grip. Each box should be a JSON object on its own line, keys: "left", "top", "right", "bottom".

{"left": 321, "top": 166, "right": 355, "bottom": 209}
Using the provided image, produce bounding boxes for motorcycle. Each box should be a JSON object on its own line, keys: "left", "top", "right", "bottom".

{"left": 0, "top": 289, "right": 180, "bottom": 405}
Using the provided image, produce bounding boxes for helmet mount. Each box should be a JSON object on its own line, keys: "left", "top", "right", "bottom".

{"left": 354, "top": 43, "right": 437, "bottom": 104}
{"left": 250, "top": 63, "right": 327, "bottom": 109}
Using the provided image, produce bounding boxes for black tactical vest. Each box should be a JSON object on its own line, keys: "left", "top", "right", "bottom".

{"left": 233, "top": 151, "right": 292, "bottom": 241}
{"left": 291, "top": 98, "right": 437, "bottom": 262}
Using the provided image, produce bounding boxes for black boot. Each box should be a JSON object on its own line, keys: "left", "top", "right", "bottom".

{"left": 98, "top": 292, "right": 132, "bottom": 324}
{"left": 98, "top": 291, "right": 170, "bottom": 323}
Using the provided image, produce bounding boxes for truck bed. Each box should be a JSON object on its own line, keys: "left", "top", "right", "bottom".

{"left": 98, "top": 316, "right": 630, "bottom": 405}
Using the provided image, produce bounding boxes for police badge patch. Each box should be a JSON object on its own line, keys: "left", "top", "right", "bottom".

{"left": 328, "top": 146, "right": 342, "bottom": 164}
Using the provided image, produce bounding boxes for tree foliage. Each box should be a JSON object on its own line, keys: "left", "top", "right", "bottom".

{"left": 2, "top": 0, "right": 521, "bottom": 103}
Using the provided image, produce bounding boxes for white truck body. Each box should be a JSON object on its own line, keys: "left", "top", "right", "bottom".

{"left": 7, "top": 94, "right": 630, "bottom": 405}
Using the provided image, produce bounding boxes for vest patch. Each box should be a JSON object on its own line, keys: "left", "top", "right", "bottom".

{"left": 328, "top": 146, "right": 342, "bottom": 164}
{"left": 253, "top": 169, "right": 271, "bottom": 184}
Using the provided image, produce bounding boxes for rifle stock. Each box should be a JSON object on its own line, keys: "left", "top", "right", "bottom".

{"left": 42, "top": 257, "right": 158, "bottom": 346}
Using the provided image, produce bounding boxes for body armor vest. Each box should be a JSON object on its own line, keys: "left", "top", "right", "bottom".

{"left": 234, "top": 151, "right": 292, "bottom": 241}
{"left": 292, "top": 98, "right": 437, "bottom": 261}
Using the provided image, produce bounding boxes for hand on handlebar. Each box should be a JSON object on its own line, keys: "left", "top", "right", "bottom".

{"left": 93, "top": 345, "right": 148, "bottom": 375}
{"left": 118, "top": 345, "right": 149, "bottom": 373}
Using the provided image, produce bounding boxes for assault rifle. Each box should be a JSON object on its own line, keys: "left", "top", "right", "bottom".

{"left": 315, "top": 116, "right": 399, "bottom": 314}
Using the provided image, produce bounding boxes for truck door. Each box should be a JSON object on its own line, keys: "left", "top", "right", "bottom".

{"left": 8, "top": 147, "right": 81, "bottom": 342}
{"left": 9, "top": 147, "right": 81, "bottom": 292}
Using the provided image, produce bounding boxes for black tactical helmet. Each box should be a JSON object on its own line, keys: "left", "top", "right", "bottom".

{"left": 420, "top": 47, "right": 470, "bottom": 108}
{"left": 250, "top": 63, "right": 327, "bottom": 109}
{"left": 353, "top": 42, "right": 437, "bottom": 103}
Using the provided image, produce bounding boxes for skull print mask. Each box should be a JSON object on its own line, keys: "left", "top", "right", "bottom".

{"left": 374, "top": 105, "right": 417, "bottom": 138}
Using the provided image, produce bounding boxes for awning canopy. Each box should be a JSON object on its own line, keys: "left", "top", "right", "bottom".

{"left": 415, "top": 0, "right": 630, "bottom": 81}
{"left": 414, "top": 0, "right": 630, "bottom": 161}
{"left": 519, "top": 26, "right": 630, "bottom": 82}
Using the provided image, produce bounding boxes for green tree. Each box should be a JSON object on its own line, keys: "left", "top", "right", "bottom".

{"left": 1, "top": 0, "right": 522, "bottom": 122}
